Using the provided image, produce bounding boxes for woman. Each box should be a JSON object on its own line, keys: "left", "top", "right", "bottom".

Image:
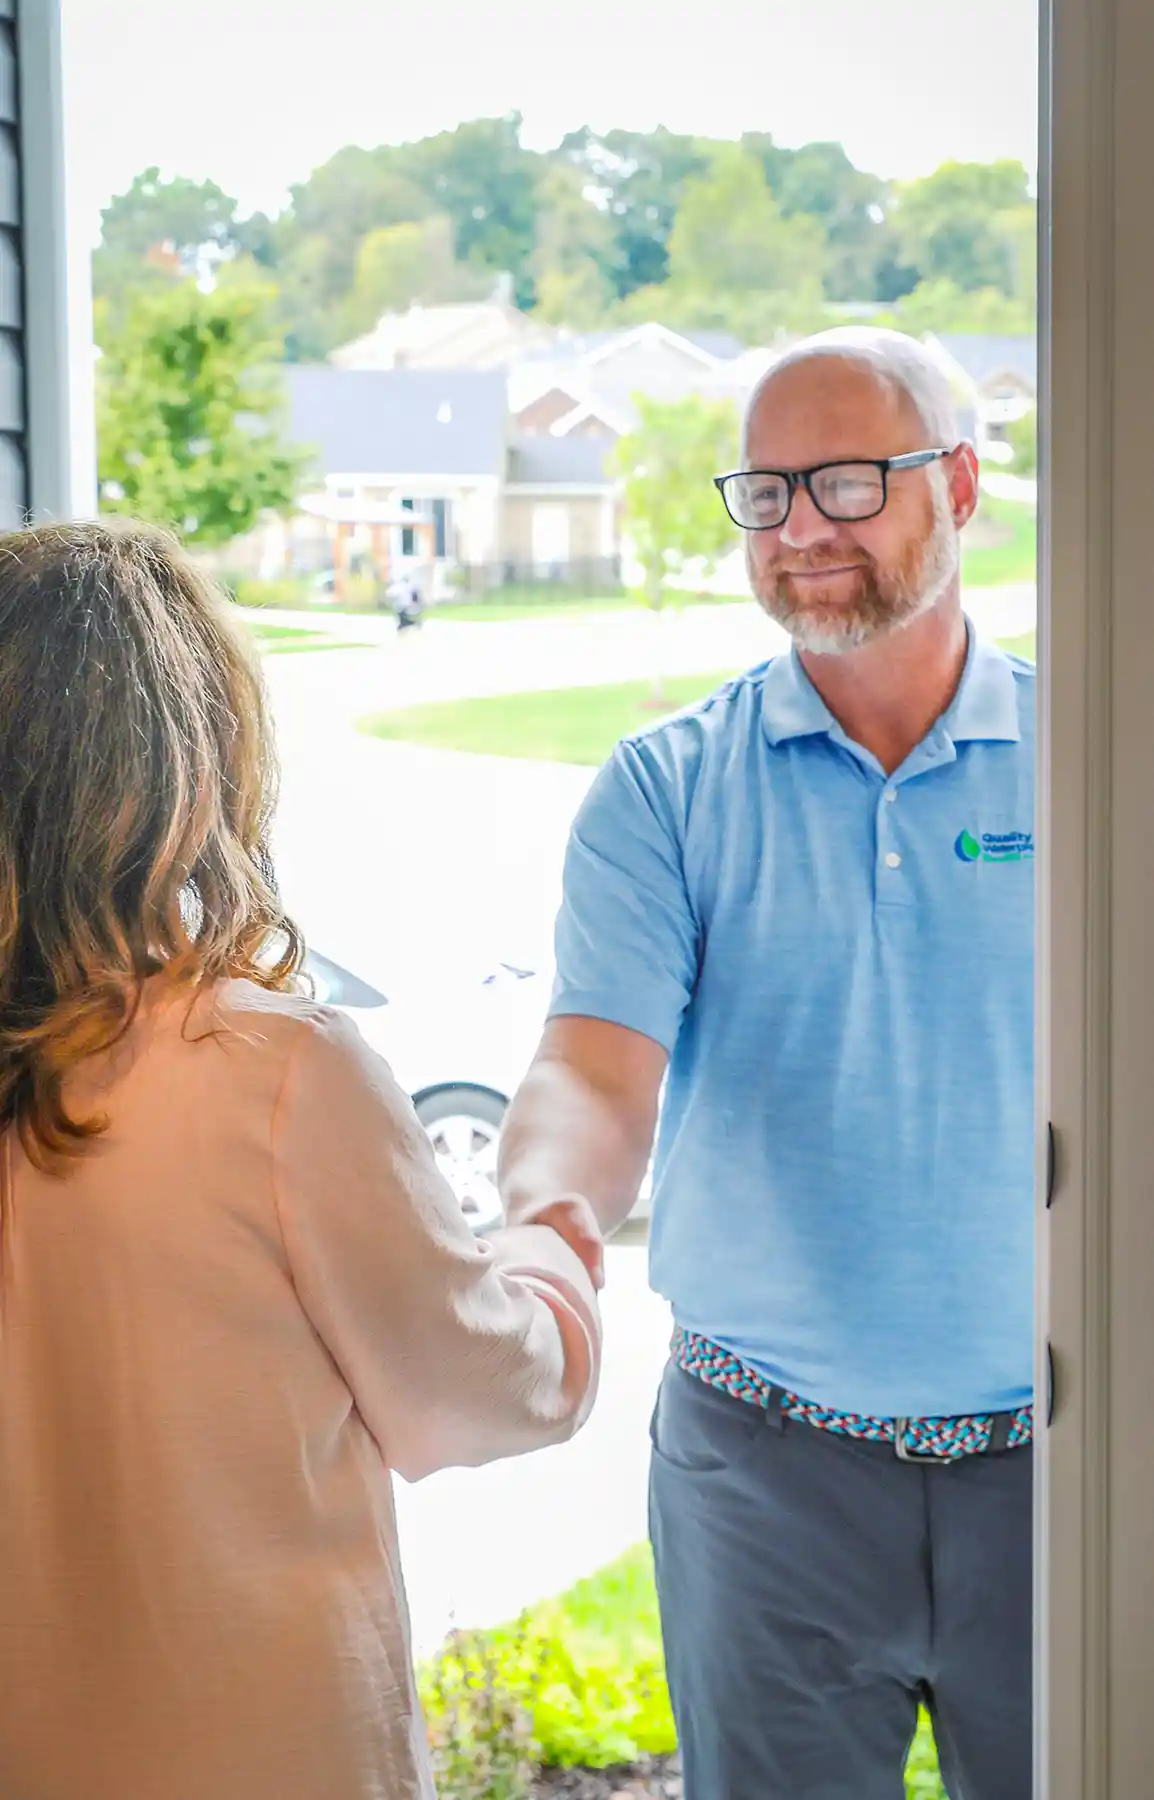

{"left": 0, "top": 522, "right": 602, "bottom": 1800}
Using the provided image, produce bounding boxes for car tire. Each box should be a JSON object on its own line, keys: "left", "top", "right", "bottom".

{"left": 414, "top": 1087, "right": 507, "bottom": 1237}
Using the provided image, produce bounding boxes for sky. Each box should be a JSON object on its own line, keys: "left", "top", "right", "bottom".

{"left": 60, "top": 0, "right": 1039, "bottom": 240}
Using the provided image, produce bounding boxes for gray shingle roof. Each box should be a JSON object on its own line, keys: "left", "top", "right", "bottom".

{"left": 508, "top": 433, "right": 615, "bottom": 487}
{"left": 678, "top": 330, "right": 746, "bottom": 361}
{"left": 936, "top": 334, "right": 1037, "bottom": 392}
{"left": 286, "top": 367, "right": 508, "bottom": 478}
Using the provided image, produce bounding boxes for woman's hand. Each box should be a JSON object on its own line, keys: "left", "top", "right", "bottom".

{"left": 503, "top": 1192, "right": 606, "bottom": 1291}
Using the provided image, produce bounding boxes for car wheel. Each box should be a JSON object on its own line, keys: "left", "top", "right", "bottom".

{"left": 414, "top": 1087, "right": 507, "bottom": 1236}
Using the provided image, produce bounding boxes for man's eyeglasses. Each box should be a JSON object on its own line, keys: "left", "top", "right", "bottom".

{"left": 714, "top": 449, "right": 954, "bottom": 532}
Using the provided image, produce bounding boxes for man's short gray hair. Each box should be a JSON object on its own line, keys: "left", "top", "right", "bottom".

{"left": 743, "top": 326, "right": 962, "bottom": 456}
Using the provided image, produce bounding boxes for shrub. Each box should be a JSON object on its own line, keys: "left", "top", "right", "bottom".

{"left": 419, "top": 1546, "right": 674, "bottom": 1772}
{"left": 230, "top": 576, "right": 315, "bottom": 610}
{"left": 423, "top": 1626, "right": 542, "bottom": 1800}
{"left": 1005, "top": 407, "right": 1038, "bottom": 474}
{"left": 418, "top": 1543, "right": 947, "bottom": 1796}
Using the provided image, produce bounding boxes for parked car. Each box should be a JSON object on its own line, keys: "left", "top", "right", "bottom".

{"left": 302, "top": 949, "right": 652, "bottom": 1236}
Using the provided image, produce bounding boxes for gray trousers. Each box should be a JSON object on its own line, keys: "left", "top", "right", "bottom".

{"left": 649, "top": 1362, "right": 1032, "bottom": 1800}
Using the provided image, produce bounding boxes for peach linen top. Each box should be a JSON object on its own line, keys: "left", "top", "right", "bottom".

{"left": 0, "top": 979, "right": 601, "bottom": 1800}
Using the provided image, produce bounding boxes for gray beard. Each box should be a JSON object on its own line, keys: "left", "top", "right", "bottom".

{"left": 755, "top": 498, "right": 960, "bottom": 657}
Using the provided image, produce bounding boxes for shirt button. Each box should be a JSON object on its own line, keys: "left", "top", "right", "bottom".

{"left": 885, "top": 851, "right": 902, "bottom": 869}
{"left": 884, "top": 789, "right": 898, "bottom": 803}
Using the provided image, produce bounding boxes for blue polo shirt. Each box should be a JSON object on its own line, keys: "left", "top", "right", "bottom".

{"left": 549, "top": 627, "right": 1036, "bottom": 1419}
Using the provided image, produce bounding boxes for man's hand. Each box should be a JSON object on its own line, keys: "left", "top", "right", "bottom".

{"left": 506, "top": 1192, "right": 606, "bottom": 1291}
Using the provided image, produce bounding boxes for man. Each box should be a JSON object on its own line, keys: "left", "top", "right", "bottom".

{"left": 498, "top": 328, "right": 1035, "bottom": 1800}
{"left": 388, "top": 571, "right": 425, "bottom": 633}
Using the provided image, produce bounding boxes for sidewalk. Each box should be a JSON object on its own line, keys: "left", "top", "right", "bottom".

{"left": 261, "top": 587, "right": 1038, "bottom": 741}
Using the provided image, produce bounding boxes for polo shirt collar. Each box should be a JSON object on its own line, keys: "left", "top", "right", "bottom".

{"left": 760, "top": 648, "right": 834, "bottom": 745}
{"left": 761, "top": 618, "right": 1022, "bottom": 749}
{"left": 944, "top": 626, "right": 1022, "bottom": 743}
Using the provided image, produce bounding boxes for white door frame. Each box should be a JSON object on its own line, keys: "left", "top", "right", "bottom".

{"left": 1040, "top": 0, "right": 1154, "bottom": 1791}
{"left": 21, "top": 0, "right": 1154, "bottom": 1789}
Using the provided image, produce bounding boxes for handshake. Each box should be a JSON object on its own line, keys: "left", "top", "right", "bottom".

{"left": 501, "top": 1192, "right": 607, "bottom": 1292}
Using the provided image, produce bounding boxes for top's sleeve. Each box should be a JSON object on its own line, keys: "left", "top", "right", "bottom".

{"left": 549, "top": 738, "right": 699, "bottom": 1053}
{"left": 270, "top": 1008, "right": 601, "bottom": 1484}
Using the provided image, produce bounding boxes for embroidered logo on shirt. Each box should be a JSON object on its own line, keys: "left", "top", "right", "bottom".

{"left": 954, "top": 829, "right": 1035, "bottom": 864}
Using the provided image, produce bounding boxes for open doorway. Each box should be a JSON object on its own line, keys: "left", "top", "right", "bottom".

{"left": 22, "top": 0, "right": 1055, "bottom": 1793}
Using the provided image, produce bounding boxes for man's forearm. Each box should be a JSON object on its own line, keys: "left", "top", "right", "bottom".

{"left": 498, "top": 1056, "right": 656, "bottom": 1241}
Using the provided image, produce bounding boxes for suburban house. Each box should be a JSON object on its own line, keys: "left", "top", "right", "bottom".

{"left": 507, "top": 320, "right": 751, "bottom": 439}
{"left": 219, "top": 308, "right": 799, "bottom": 596}
{"left": 225, "top": 313, "right": 772, "bottom": 596}
{"left": 329, "top": 293, "right": 555, "bottom": 374}
{"left": 921, "top": 333, "right": 1037, "bottom": 453}
{"left": 226, "top": 317, "right": 1035, "bottom": 599}
{"left": 227, "top": 363, "right": 620, "bottom": 596}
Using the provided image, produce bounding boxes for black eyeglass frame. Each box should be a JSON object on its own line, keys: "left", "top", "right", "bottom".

{"left": 713, "top": 447, "right": 955, "bottom": 531}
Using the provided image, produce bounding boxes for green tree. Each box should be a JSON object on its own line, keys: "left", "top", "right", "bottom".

{"left": 95, "top": 168, "right": 240, "bottom": 277}
{"left": 741, "top": 135, "right": 899, "bottom": 304}
{"left": 244, "top": 147, "right": 437, "bottom": 355}
{"left": 96, "top": 268, "right": 307, "bottom": 548}
{"left": 280, "top": 147, "right": 433, "bottom": 295}
{"left": 530, "top": 163, "right": 618, "bottom": 325}
{"left": 892, "top": 160, "right": 1033, "bottom": 293}
{"left": 401, "top": 115, "right": 542, "bottom": 303}
{"left": 340, "top": 216, "right": 485, "bottom": 339}
{"left": 534, "top": 264, "right": 613, "bottom": 329}
{"left": 93, "top": 168, "right": 243, "bottom": 337}
{"left": 999, "top": 203, "right": 1038, "bottom": 315}
{"left": 609, "top": 277, "right": 827, "bottom": 345}
{"left": 880, "top": 277, "right": 1034, "bottom": 337}
{"left": 667, "top": 147, "right": 826, "bottom": 306}
{"left": 555, "top": 126, "right": 713, "bottom": 297}
{"left": 611, "top": 394, "right": 739, "bottom": 627}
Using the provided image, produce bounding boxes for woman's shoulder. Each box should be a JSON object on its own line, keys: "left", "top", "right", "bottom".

{"left": 187, "top": 976, "right": 359, "bottom": 1060}
{"left": 145, "top": 975, "right": 367, "bottom": 1094}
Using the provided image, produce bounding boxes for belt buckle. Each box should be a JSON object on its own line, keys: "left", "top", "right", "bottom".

{"left": 893, "top": 1416, "right": 953, "bottom": 1465}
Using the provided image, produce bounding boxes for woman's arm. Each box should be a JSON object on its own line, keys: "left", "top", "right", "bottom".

{"left": 270, "top": 1007, "right": 601, "bottom": 1484}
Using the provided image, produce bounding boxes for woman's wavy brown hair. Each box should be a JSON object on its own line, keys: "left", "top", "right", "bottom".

{"left": 0, "top": 519, "right": 303, "bottom": 1169}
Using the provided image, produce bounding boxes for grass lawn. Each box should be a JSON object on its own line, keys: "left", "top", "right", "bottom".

{"left": 359, "top": 629, "right": 1035, "bottom": 766}
{"left": 998, "top": 629, "right": 1037, "bottom": 662}
{"left": 430, "top": 589, "right": 749, "bottom": 624}
{"left": 360, "top": 670, "right": 740, "bottom": 766}
{"left": 244, "top": 621, "right": 372, "bottom": 655}
{"left": 962, "top": 496, "right": 1037, "bottom": 588}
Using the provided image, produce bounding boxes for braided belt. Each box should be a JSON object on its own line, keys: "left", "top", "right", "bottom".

{"left": 673, "top": 1328, "right": 1033, "bottom": 1463}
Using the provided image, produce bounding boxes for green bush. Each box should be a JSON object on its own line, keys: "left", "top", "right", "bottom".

{"left": 418, "top": 1544, "right": 947, "bottom": 1796}
{"left": 1005, "top": 407, "right": 1038, "bottom": 474}
{"left": 423, "top": 1627, "right": 541, "bottom": 1800}
{"left": 229, "top": 576, "right": 315, "bottom": 610}
{"left": 229, "top": 574, "right": 382, "bottom": 612}
{"left": 420, "top": 1547, "right": 673, "bottom": 1772}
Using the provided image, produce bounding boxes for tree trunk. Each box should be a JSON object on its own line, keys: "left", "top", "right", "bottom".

{"left": 644, "top": 569, "right": 666, "bottom": 705}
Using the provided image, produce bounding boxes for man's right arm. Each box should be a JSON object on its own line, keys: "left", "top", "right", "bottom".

{"left": 498, "top": 1015, "right": 668, "bottom": 1287}
{"left": 498, "top": 737, "right": 697, "bottom": 1286}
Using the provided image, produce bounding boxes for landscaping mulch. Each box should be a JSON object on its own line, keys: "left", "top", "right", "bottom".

{"left": 531, "top": 1754, "right": 683, "bottom": 1799}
